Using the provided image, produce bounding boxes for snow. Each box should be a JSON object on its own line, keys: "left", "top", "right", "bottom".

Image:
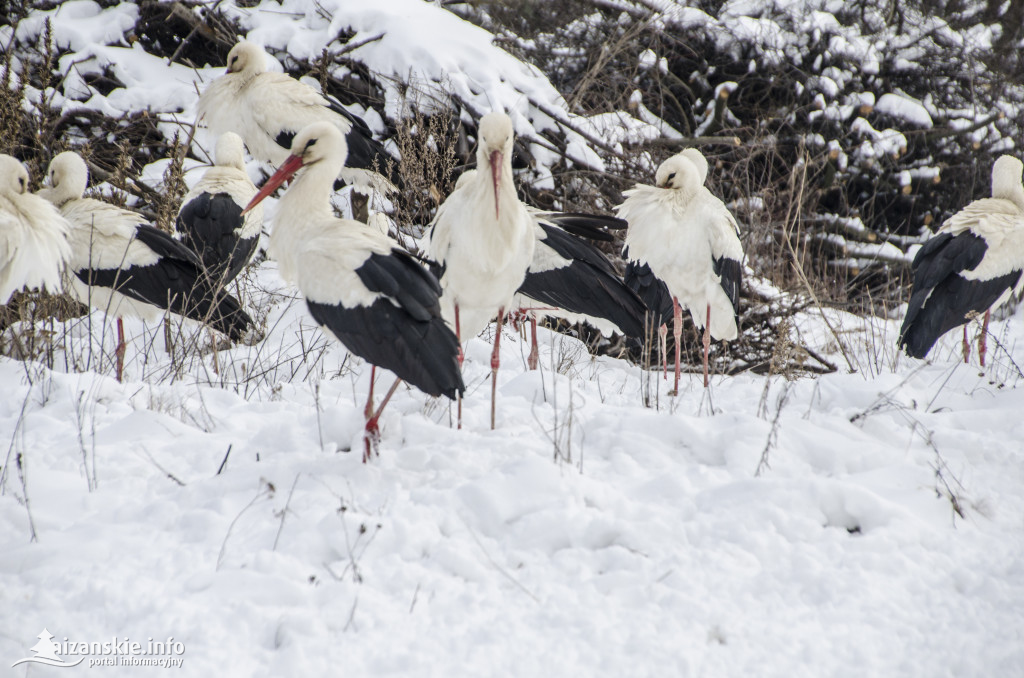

{"left": 876, "top": 92, "right": 934, "bottom": 128}
{"left": 3, "top": 1, "right": 1024, "bottom": 676}
{"left": 4, "top": 278, "right": 1024, "bottom": 676}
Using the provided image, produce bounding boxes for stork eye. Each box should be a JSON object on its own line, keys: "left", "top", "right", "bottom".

{"left": 305, "top": 139, "right": 317, "bottom": 149}
{"left": 18, "top": 177, "right": 26, "bottom": 192}
{"left": 667, "top": 172, "right": 676, "bottom": 181}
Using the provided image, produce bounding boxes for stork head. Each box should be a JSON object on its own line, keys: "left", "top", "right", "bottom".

{"left": 477, "top": 112, "right": 514, "bottom": 219}
{"left": 0, "top": 155, "right": 30, "bottom": 196}
{"left": 225, "top": 41, "right": 266, "bottom": 77}
{"left": 991, "top": 155, "right": 1024, "bottom": 207}
{"left": 242, "top": 122, "right": 348, "bottom": 215}
{"left": 40, "top": 151, "right": 89, "bottom": 205}
{"left": 680, "top": 148, "right": 709, "bottom": 185}
{"left": 655, "top": 154, "right": 701, "bottom": 198}
{"left": 214, "top": 132, "right": 247, "bottom": 171}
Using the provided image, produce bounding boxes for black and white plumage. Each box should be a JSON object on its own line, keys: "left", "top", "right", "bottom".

{"left": 617, "top": 149, "right": 744, "bottom": 389}
{"left": 197, "top": 41, "right": 397, "bottom": 192}
{"left": 175, "top": 132, "right": 262, "bottom": 289}
{"left": 38, "top": 152, "right": 253, "bottom": 371}
{"left": 240, "top": 121, "right": 462, "bottom": 459}
{"left": 0, "top": 155, "right": 71, "bottom": 302}
{"left": 899, "top": 155, "right": 1024, "bottom": 364}
{"left": 517, "top": 212, "right": 647, "bottom": 341}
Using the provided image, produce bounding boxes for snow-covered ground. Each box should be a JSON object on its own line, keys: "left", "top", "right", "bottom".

{"left": 3, "top": 0, "right": 1024, "bottom": 675}
{"left": 2, "top": 258, "right": 1024, "bottom": 676}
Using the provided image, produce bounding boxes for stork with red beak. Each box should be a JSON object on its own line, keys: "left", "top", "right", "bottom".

{"left": 241, "top": 122, "right": 463, "bottom": 460}
{"left": 427, "top": 112, "right": 536, "bottom": 429}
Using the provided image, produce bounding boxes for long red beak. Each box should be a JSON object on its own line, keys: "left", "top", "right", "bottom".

{"left": 489, "top": 149, "right": 502, "bottom": 219}
{"left": 241, "top": 154, "right": 304, "bottom": 215}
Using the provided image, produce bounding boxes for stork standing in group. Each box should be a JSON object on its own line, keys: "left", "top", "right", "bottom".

{"left": 0, "top": 155, "right": 71, "bottom": 303}
{"left": 176, "top": 132, "right": 263, "bottom": 291}
{"left": 624, "top": 148, "right": 710, "bottom": 377}
{"left": 427, "top": 112, "right": 536, "bottom": 429}
{"left": 899, "top": 155, "right": 1024, "bottom": 366}
{"left": 618, "top": 149, "right": 744, "bottom": 391}
{"left": 240, "top": 122, "right": 463, "bottom": 461}
{"left": 197, "top": 41, "right": 397, "bottom": 192}
{"left": 38, "top": 152, "right": 252, "bottom": 381}
{"left": 447, "top": 169, "right": 647, "bottom": 368}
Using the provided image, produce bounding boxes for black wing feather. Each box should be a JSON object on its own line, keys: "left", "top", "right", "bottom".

{"left": 307, "top": 251, "right": 463, "bottom": 400}
{"left": 176, "top": 191, "right": 259, "bottom": 287}
{"left": 899, "top": 231, "right": 1020, "bottom": 358}
{"left": 517, "top": 225, "right": 647, "bottom": 338}
{"left": 75, "top": 225, "right": 253, "bottom": 340}
{"left": 713, "top": 255, "right": 742, "bottom": 323}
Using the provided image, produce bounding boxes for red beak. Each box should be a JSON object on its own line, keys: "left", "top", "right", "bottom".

{"left": 489, "top": 149, "right": 503, "bottom": 219}
{"left": 241, "top": 154, "right": 304, "bottom": 215}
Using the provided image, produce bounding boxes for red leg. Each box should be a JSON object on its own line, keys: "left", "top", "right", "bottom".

{"left": 491, "top": 307, "right": 504, "bottom": 430}
{"left": 116, "top": 317, "right": 126, "bottom": 383}
{"left": 980, "top": 310, "right": 990, "bottom": 367}
{"left": 455, "top": 305, "right": 463, "bottom": 430}
{"left": 528, "top": 315, "right": 539, "bottom": 370}
{"left": 672, "top": 298, "right": 682, "bottom": 395}
{"left": 363, "top": 365, "right": 376, "bottom": 462}
{"left": 963, "top": 324, "right": 970, "bottom": 364}
{"left": 702, "top": 303, "right": 711, "bottom": 388}
{"left": 364, "top": 376, "right": 402, "bottom": 463}
{"left": 658, "top": 323, "right": 668, "bottom": 380}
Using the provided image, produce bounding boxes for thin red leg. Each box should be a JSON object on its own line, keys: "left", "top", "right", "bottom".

{"left": 364, "top": 376, "right": 402, "bottom": 463}
{"left": 702, "top": 303, "right": 711, "bottom": 388}
{"left": 363, "top": 365, "right": 376, "bottom": 462}
{"left": 528, "top": 315, "right": 539, "bottom": 370}
{"left": 672, "top": 298, "right": 682, "bottom": 395}
{"left": 455, "top": 305, "right": 463, "bottom": 430}
{"left": 980, "top": 310, "right": 990, "bottom": 367}
{"left": 658, "top": 323, "right": 668, "bottom": 380}
{"left": 963, "top": 324, "right": 970, "bottom": 364}
{"left": 491, "top": 307, "right": 504, "bottom": 430}
{"left": 115, "top": 317, "right": 126, "bottom": 383}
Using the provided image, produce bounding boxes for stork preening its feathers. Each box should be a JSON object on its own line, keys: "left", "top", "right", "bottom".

{"left": 618, "top": 149, "right": 743, "bottom": 390}
{"left": 427, "top": 112, "right": 536, "bottom": 429}
{"left": 197, "top": 41, "right": 398, "bottom": 193}
{"left": 176, "top": 132, "right": 263, "bottom": 290}
{"left": 899, "top": 155, "right": 1024, "bottom": 365}
{"left": 0, "top": 155, "right": 71, "bottom": 302}
{"left": 241, "top": 121, "right": 463, "bottom": 460}
{"left": 39, "top": 151, "right": 253, "bottom": 381}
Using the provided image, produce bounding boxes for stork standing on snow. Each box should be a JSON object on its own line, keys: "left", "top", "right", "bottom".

{"left": 446, "top": 169, "right": 648, "bottom": 368}
{"left": 899, "top": 155, "right": 1024, "bottom": 365}
{"left": 240, "top": 122, "right": 463, "bottom": 461}
{"left": 427, "top": 112, "right": 536, "bottom": 429}
{"left": 197, "top": 41, "right": 397, "bottom": 192}
{"left": 617, "top": 150, "right": 743, "bottom": 390}
{"left": 39, "top": 152, "right": 253, "bottom": 382}
{"left": 0, "top": 155, "right": 71, "bottom": 302}
{"left": 175, "top": 132, "right": 263, "bottom": 290}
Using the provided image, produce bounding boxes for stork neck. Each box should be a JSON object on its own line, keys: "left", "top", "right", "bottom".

{"left": 996, "top": 181, "right": 1024, "bottom": 211}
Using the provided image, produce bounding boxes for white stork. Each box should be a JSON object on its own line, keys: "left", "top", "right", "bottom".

{"left": 197, "top": 41, "right": 397, "bottom": 192}
{"left": 240, "top": 121, "right": 463, "bottom": 461}
{"left": 0, "top": 155, "right": 71, "bottom": 302}
{"left": 900, "top": 154, "right": 1024, "bottom": 366}
{"left": 39, "top": 151, "right": 253, "bottom": 381}
{"left": 427, "top": 112, "right": 536, "bottom": 429}
{"left": 618, "top": 149, "right": 744, "bottom": 390}
{"left": 175, "top": 132, "right": 263, "bottom": 290}
{"left": 447, "top": 169, "right": 647, "bottom": 368}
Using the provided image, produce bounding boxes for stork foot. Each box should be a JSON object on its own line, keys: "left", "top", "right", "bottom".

{"left": 363, "top": 418, "right": 381, "bottom": 463}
